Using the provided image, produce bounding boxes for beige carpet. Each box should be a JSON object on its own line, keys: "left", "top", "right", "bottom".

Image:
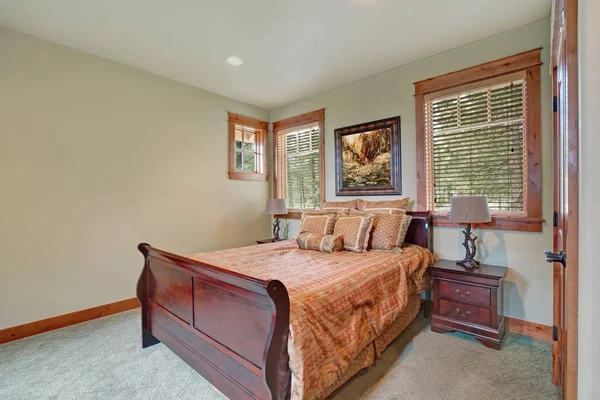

{"left": 0, "top": 310, "right": 558, "bottom": 400}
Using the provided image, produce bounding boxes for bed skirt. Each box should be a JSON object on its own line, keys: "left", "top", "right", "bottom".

{"left": 322, "top": 294, "right": 422, "bottom": 398}
{"left": 374, "top": 294, "right": 422, "bottom": 358}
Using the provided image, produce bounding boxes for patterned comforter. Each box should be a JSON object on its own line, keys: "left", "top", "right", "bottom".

{"left": 188, "top": 240, "right": 434, "bottom": 400}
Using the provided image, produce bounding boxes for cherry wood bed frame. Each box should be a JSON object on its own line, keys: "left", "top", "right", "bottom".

{"left": 136, "top": 211, "right": 432, "bottom": 400}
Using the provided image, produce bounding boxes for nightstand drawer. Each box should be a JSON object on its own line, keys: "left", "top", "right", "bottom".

{"left": 439, "top": 299, "right": 491, "bottom": 326}
{"left": 438, "top": 280, "right": 491, "bottom": 307}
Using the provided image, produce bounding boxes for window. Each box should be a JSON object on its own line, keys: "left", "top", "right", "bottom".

{"left": 426, "top": 78, "right": 526, "bottom": 212}
{"left": 414, "top": 49, "right": 543, "bottom": 232}
{"left": 277, "top": 124, "right": 321, "bottom": 209}
{"left": 228, "top": 113, "right": 268, "bottom": 181}
{"left": 273, "top": 109, "right": 325, "bottom": 215}
{"left": 234, "top": 125, "right": 259, "bottom": 173}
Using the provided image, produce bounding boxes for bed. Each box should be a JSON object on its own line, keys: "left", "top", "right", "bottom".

{"left": 136, "top": 211, "right": 433, "bottom": 400}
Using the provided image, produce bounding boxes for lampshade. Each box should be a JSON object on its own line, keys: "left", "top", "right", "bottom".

{"left": 449, "top": 196, "right": 491, "bottom": 223}
{"left": 266, "top": 199, "right": 287, "bottom": 215}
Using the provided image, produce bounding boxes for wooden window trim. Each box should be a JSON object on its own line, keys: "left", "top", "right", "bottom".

{"left": 414, "top": 49, "right": 543, "bottom": 232}
{"left": 273, "top": 109, "right": 325, "bottom": 219}
{"left": 413, "top": 48, "right": 543, "bottom": 95}
{"left": 228, "top": 113, "right": 269, "bottom": 181}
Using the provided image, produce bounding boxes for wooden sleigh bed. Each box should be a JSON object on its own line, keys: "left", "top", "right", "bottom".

{"left": 136, "top": 211, "right": 432, "bottom": 400}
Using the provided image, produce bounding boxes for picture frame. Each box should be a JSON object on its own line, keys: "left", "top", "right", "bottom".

{"left": 335, "top": 116, "right": 401, "bottom": 196}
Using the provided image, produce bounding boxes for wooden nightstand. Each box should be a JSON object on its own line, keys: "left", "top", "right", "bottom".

{"left": 255, "top": 238, "right": 284, "bottom": 245}
{"left": 430, "top": 259, "right": 507, "bottom": 350}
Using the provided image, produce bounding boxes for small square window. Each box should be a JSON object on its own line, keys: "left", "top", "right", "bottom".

{"left": 228, "top": 114, "right": 268, "bottom": 181}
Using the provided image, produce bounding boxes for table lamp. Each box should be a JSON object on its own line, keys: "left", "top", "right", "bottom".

{"left": 266, "top": 199, "right": 287, "bottom": 241}
{"left": 449, "top": 196, "right": 491, "bottom": 268}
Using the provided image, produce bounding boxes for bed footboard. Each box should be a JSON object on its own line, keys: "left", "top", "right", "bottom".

{"left": 137, "top": 243, "right": 291, "bottom": 400}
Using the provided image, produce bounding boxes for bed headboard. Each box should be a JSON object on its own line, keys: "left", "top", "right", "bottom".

{"left": 404, "top": 211, "right": 433, "bottom": 251}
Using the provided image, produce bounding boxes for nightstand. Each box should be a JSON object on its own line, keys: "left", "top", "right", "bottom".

{"left": 255, "top": 238, "right": 284, "bottom": 245}
{"left": 430, "top": 259, "right": 507, "bottom": 350}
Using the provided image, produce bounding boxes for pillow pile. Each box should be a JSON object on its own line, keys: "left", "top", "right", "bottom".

{"left": 296, "top": 198, "right": 413, "bottom": 252}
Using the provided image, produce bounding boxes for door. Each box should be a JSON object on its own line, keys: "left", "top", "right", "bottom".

{"left": 547, "top": 0, "right": 579, "bottom": 398}
{"left": 549, "top": 36, "right": 567, "bottom": 391}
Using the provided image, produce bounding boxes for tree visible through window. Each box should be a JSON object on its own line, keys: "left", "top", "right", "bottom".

{"left": 234, "top": 126, "right": 258, "bottom": 173}
{"left": 228, "top": 113, "right": 268, "bottom": 181}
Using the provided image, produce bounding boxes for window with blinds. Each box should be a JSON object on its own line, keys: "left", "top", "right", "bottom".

{"left": 276, "top": 124, "right": 321, "bottom": 209}
{"left": 424, "top": 78, "right": 527, "bottom": 213}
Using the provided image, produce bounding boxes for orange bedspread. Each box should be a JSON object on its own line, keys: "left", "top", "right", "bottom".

{"left": 188, "top": 240, "right": 434, "bottom": 400}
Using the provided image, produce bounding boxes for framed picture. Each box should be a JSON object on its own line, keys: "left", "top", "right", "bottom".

{"left": 335, "top": 116, "right": 401, "bottom": 196}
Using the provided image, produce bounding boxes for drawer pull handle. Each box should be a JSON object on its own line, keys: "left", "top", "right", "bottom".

{"left": 455, "top": 308, "right": 471, "bottom": 317}
{"left": 456, "top": 289, "right": 470, "bottom": 298}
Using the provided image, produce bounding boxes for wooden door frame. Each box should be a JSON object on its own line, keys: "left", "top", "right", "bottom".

{"left": 550, "top": 0, "right": 579, "bottom": 398}
{"left": 551, "top": 62, "right": 563, "bottom": 389}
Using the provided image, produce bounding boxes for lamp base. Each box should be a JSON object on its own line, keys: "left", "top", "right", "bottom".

{"left": 457, "top": 223, "right": 480, "bottom": 269}
{"left": 456, "top": 258, "right": 480, "bottom": 269}
{"left": 272, "top": 216, "right": 281, "bottom": 241}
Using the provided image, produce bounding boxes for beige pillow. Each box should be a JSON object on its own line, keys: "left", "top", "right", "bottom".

{"left": 395, "top": 214, "right": 413, "bottom": 248}
{"left": 300, "top": 211, "right": 339, "bottom": 235}
{"left": 350, "top": 211, "right": 402, "bottom": 251}
{"left": 296, "top": 232, "right": 344, "bottom": 253}
{"left": 352, "top": 208, "right": 405, "bottom": 215}
{"left": 357, "top": 198, "right": 409, "bottom": 213}
{"left": 321, "top": 199, "right": 358, "bottom": 211}
{"left": 333, "top": 215, "right": 373, "bottom": 252}
{"left": 302, "top": 209, "right": 349, "bottom": 217}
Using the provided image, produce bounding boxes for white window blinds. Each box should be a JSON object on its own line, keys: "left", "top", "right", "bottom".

{"left": 276, "top": 125, "right": 320, "bottom": 209}
{"left": 425, "top": 79, "right": 527, "bottom": 213}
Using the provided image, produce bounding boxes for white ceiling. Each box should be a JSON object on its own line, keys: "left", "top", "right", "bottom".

{"left": 0, "top": 0, "right": 551, "bottom": 109}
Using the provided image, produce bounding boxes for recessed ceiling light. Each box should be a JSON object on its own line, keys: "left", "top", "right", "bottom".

{"left": 225, "top": 56, "right": 244, "bottom": 67}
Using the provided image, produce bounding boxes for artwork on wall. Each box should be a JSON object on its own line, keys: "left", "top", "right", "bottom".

{"left": 335, "top": 116, "right": 401, "bottom": 196}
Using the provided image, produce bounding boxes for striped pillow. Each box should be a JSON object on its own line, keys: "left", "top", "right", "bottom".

{"left": 395, "top": 214, "right": 413, "bottom": 248}
{"left": 350, "top": 211, "right": 413, "bottom": 249}
{"left": 350, "top": 211, "right": 403, "bottom": 251}
{"left": 296, "top": 232, "right": 344, "bottom": 253}
{"left": 333, "top": 215, "right": 373, "bottom": 252}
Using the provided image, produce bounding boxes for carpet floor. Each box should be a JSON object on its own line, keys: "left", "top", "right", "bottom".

{"left": 0, "top": 310, "right": 558, "bottom": 400}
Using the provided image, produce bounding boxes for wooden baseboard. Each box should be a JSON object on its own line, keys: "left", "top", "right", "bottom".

{"left": 505, "top": 317, "right": 552, "bottom": 342}
{"left": 1, "top": 300, "right": 550, "bottom": 345}
{"left": 0, "top": 298, "right": 140, "bottom": 344}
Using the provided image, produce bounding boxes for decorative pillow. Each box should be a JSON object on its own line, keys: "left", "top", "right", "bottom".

{"left": 296, "top": 232, "right": 344, "bottom": 253}
{"left": 350, "top": 211, "right": 403, "bottom": 251}
{"left": 321, "top": 199, "right": 358, "bottom": 211}
{"left": 302, "top": 209, "right": 350, "bottom": 217}
{"left": 351, "top": 208, "right": 405, "bottom": 215}
{"left": 395, "top": 214, "right": 413, "bottom": 248}
{"left": 357, "top": 198, "right": 410, "bottom": 213}
{"left": 300, "top": 211, "right": 339, "bottom": 235}
{"left": 333, "top": 215, "right": 373, "bottom": 252}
